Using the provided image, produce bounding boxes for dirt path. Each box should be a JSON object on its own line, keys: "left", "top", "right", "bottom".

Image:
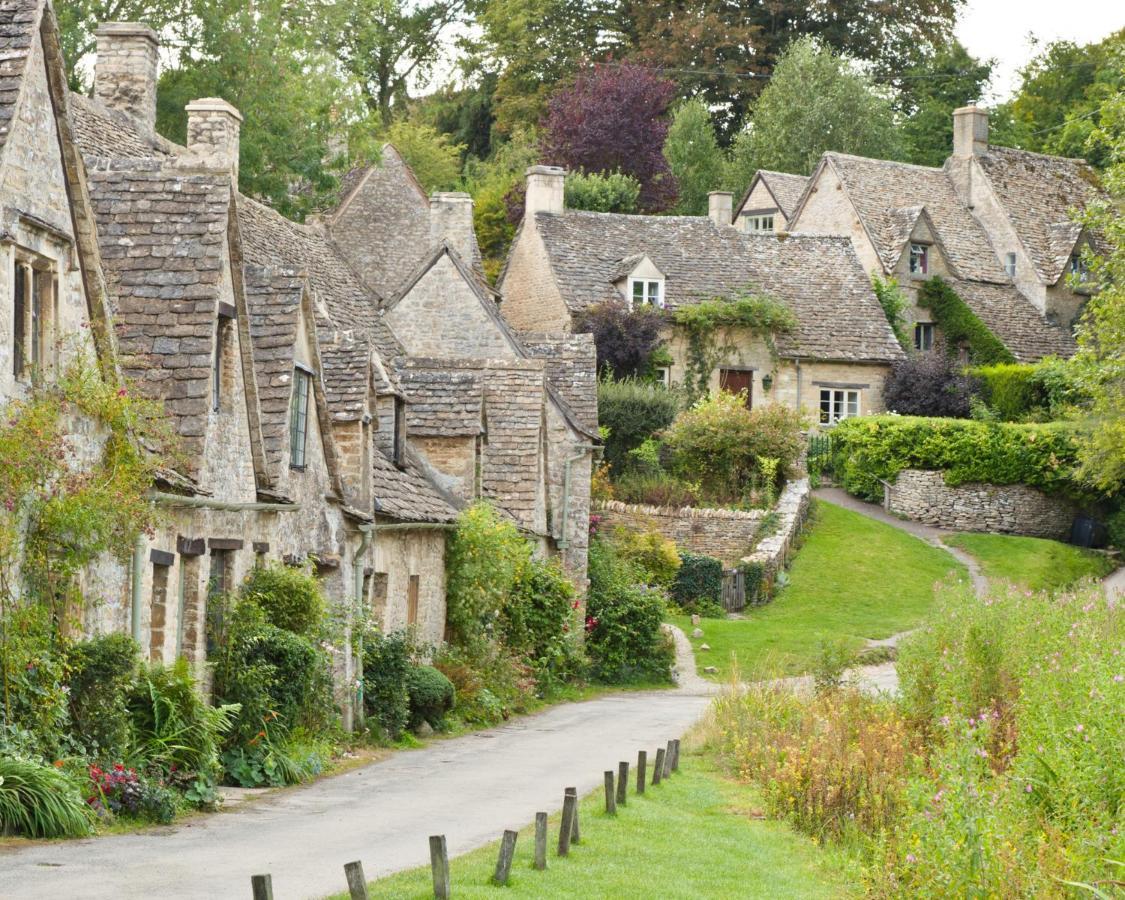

{"left": 1, "top": 686, "right": 710, "bottom": 899}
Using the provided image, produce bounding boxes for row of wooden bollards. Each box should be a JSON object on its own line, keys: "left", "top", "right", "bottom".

{"left": 248, "top": 738, "right": 681, "bottom": 899}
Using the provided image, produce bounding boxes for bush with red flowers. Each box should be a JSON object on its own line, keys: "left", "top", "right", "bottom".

{"left": 86, "top": 763, "right": 177, "bottom": 824}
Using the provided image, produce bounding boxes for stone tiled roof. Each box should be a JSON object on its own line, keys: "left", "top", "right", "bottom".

{"left": 85, "top": 159, "right": 230, "bottom": 475}
{"left": 519, "top": 332, "right": 598, "bottom": 433}
{"left": 820, "top": 152, "right": 1004, "bottom": 283}
{"left": 479, "top": 361, "right": 545, "bottom": 530}
{"left": 757, "top": 171, "right": 809, "bottom": 218}
{"left": 317, "top": 339, "right": 369, "bottom": 420}
{"left": 68, "top": 93, "right": 174, "bottom": 160}
{"left": 0, "top": 0, "right": 37, "bottom": 154}
{"left": 946, "top": 278, "right": 1077, "bottom": 362}
{"left": 398, "top": 364, "right": 483, "bottom": 437}
{"left": 371, "top": 447, "right": 458, "bottom": 523}
{"left": 535, "top": 211, "right": 904, "bottom": 363}
{"left": 974, "top": 146, "right": 1102, "bottom": 284}
{"left": 244, "top": 265, "right": 305, "bottom": 475}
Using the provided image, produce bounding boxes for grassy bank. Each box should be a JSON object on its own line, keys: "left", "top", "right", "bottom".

{"left": 671, "top": 501, "right": 964, "bottom": 679}
{"left": 335, "top": 755, "right": 856, "bottom": 899}
{"left": 942, "top": 532, "right": 1114, "bottom": 591}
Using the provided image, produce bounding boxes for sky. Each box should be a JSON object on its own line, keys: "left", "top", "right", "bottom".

{"left": 956, "top": 0, "right": 1125, "bottom": 100}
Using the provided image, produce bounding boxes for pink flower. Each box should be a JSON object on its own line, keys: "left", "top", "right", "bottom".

{"left": 906, "top": 854, "right": 917, "bottom": 864}
{"left": 1075, "top": 724, "right": 1084, "bottom": 733}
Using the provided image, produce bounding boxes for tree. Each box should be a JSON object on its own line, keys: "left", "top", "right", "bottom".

{"left": 882, "top": 354, "right": 977, "bottom": 418}
{"left": 384, "top": 119, "right": 465, "bottom": 193}
{"left": 727, "top": 37, "right": 901, "bottom": 183}
{"left": 663, "top": 99, "right": 724, "bottom": 215}
{"left": 897, "top": 42, "right": 992, "bottom": 167}
{"left": 415, "top": 71, "right": 498, "bottom": 162}
{"left": 564, "top": 171, "right": 640, "bottom": 213}
{"left": 574, "top": 302, "right": 665, "bottom": 379}
{"left": 540, "top": 63, "right": 677, "bottom": 211}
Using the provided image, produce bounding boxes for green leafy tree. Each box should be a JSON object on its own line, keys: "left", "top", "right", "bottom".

{"left": 663, "top": 99, "right": 724, "bottom": 215}
{"left": 564, "top": 171, "right": 640, "bottom": 213}
{"left": 727, "top": 37, "right": 901, "bottom": 187}
{"left": 385, "top": 119, "right": 465, "bottom": 192}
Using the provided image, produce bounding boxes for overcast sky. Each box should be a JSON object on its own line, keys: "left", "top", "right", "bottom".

{"left": 956, "top": 0, "right": 1124, "bottom": 100}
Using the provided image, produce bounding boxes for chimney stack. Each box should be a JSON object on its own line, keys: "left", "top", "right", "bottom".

{"left": 430, "top": 192, "right": 476, "bottom": 263}
{"left": 953, "top": 106, "right": 989, "bottom": 158}
{"left": 525, "top": 165, "right": 565, "bottom": 216}
{"left": 186, "top": 98, "right": 243, "bottom": 180}
{"left": 708, "top": 191, "right": 733, "bottom": 227}
{"left": 93, "top": 23, "right": 159, "bottom": 131}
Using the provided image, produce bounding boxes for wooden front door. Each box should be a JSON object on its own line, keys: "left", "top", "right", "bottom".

{"left": 719, "top": 369, "right": 753, "bottom": 408}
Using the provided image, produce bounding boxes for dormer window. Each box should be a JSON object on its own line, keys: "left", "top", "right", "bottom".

{"left": 1005, "top": 253, "right": 1017, "bottom": 277}
{"left": 909, "top": 243, "right": 929, "bottom": 276}
{"left": 289, "top": 364, "right": 312, "bottom": 470}
{"left": 1069, "top": 252, "right": 1089, "bottom": 280}
{"left": 629, "top": 278, "right": 663, "bottom": 310}
{"left": 744, "top": 214, "right": 774, "bottom": 232}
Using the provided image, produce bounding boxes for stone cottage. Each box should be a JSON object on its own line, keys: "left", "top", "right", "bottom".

{"left": 733, "top": 170, "right": 809, "bottom": 234}
{"left": 499, "top": 165, "right": 905, "bottom": 424}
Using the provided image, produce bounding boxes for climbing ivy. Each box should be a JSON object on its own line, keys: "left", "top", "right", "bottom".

{"left": 871, "top": 274, "right": 912, "bottom": 350}
{"left": 671, "top": 294, "right": 797, "bottom": 402}
{"left": 917, "top": 276, "right": 1015, "bottom": 365}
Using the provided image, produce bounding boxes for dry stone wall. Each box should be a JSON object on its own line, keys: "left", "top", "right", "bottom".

{"left": 739, "top": 477, "right": 811, "bottom": 599}
{"left": 886, "top": 469, "right": 1074, "bottom": 538}
{"left": 593, "top": 500, "right": 764, "bottom": 565}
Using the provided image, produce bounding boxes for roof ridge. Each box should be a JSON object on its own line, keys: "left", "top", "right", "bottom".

{"left": 826, "top": 150, "right": 944, "bottom": 174}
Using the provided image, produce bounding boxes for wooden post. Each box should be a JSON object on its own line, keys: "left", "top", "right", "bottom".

{"left": 672, "top": 739, "right": 681, "bottom": 772}
{"left": 653, "top": 747, "right": 665, "bottom": 785}
{"left": 616, "top": 761, "right": 629, "bottom": 806}
{"left": 664, "top": 740, "right": 675, "bottom": 778}
{"left": 250, "top": 875, "right": 273, "bottom": 900}
{"left": 604, "top": 770, "right": 616, "bottom": 814}
{"left": 344, "top": 861, "right": 369, "bottom": 900}
{"left": 429, "top": 835, "right": 451, "bottom": 900}
{"left": 566, "top": 786, "right": 581, "bottom": 844}
{"left": 534, "top": 811, "right": 548, "bottom": 870}
{"left": 636, "top": 750, "right": 647, "bottom": 794}
{"left": 558, "top": 792, "right": 577, "bottom": 856}
{"left": 494, "top": 830, "right": 518, "bottom": 885}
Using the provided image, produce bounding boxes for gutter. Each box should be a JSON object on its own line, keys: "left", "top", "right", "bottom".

{"left": 558, "top": 443, "right": 600, "bottom": 550}
{"left": 148, "top": 490, "right": 300, "bottom": 512}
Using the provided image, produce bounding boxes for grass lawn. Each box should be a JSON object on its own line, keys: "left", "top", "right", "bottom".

{"left": 333, "top": 754, "right": 857, "bottom": 899}
{"left": 942, "top": 532, "right": 1115, "bottom": 592}
{"left": 670, "top": 500, "right": 965, "bottom": 680}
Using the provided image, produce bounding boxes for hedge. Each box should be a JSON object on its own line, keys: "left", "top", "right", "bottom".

{"left": 597, "top": 377, "right": 680, "bottom": 474}
{"left": 917, "top": 277, "right": 1015, "bottom": 365}
{"left": 670, "top": 553, "right": 723, "bottom": 610}
{"left": 831, "top": 415, "right": 1088, "bottom": 502}
{"left": 970, "top": 363, "right": 1041, "bottom": 420}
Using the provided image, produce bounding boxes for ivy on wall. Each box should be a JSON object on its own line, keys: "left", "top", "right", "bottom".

{"left": 917, "top": 276, "right": 1015, "bottom": 365}
{"left": 670, "top": 294, "right": 797, "bottom": 402}
{"left": 871, "top": 274, "right": 912, "bottom": 350}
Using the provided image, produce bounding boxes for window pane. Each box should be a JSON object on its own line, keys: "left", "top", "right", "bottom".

{"left": 819, "top": 390, "right": 831, "bottom": 424}
{"left": 632, "top": 280, "right": 644, "bottom": 301}
{"left": 13, "top": 264, "right": 25, "bottom": 376}
{"left": 847, "top": 392, "right": 859, "bottom": 417}
{"left": 290, "top": 369, "right": 309, "bottom": 468}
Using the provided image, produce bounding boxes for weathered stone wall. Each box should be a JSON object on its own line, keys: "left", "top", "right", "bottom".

{"left": 593, "top": 500, "right": 764, "bottom": 565}
{"left": 371, "top": 527, "right": 446, "bottom": 647}
{"left": 497, "top": 218, "right": 573, "bottom": 333}
{"left": 886, "top": 469, "right": 1075, "bottom": 538}
{"left": 739, "top": 478, "right": 811, "bottom": 596}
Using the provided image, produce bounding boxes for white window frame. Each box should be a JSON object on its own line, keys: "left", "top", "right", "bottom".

{"left": 1005, "top": 252, "right": 1017, "bottom": 277}
{"left": 819, "top": 388, "right": 860, "bottom": 425}
{"left": 744, "top": 214, "right": 774, "bottom": 232}
{"left": 909, "top": 243, "right": 929, "bottom": 276}
{"left": 1069, "top": 252, "right": 1089, "bottom": 281}
{"left": 656, "top": 366, "right": 672, "bottom": 388}
{"left": 914, "top": 322, "right": 934, "bottom": 352}
{"left": 628, "top": 277, "right": 664, "bottom": 310}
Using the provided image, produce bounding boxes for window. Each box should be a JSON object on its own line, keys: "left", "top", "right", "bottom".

{"left": 744, "top": 214, "right": 774, "bottom": 232}
{"left": 289, "top": 366, "right": 311, "bottom": 469}
{"left": 628, "top": 277, "right": 663, "bottom": 309}
{"left": 1069, "top": 252, "right": 1089, "bottom": 280}
{"left": 392, "top": 396, "right": 406, "bottom": 469}
{"left": 1004, "top": 252, "right": 1017, "bottom": 277}
{"left": 149, "top": 560, "right": 170, "bottom": 663}
{"left": 12, "top": 258, "right": 56, "bottom": 381}
{"left": 819, "top": 388, "right": 860, "bottom": 425}
{"left": 914, "top": 322, "right": 934, "bottom": 351}
{"left": 656, "top": 366, "right": 672, "bottom": 389}
{"left": 909, "top": 243, "right": 929, "bottom": 275}
{"left": 719, "top": 369, "right": 753, "bottom": 408}
{"left": 407, "top": 574, "right": 420, "bottom": 625}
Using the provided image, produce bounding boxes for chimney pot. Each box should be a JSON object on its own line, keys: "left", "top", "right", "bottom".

{"left": 708, "top": 191, "right": 733, "bottom": 227}
{"left": 525, "top": 165, "right": 566, "bottom": 216}
{"left": 186, "top": 98, "right": 243, "bottom": 180}
{"left": 953, "top": 106, "right": 989, "bottom": 158}
{"left": 429, "top": 192, "right": 476, "bottom": 263}
{"left": 93, "top": 23, "right": 159, "bottom": 131}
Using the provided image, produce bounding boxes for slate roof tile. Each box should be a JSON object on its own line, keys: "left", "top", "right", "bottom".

{"left": 518, "top": 332, "right": 598, "bottom": 433}
{"left": 946, "top": 277, "right": 1077, "bottom": 362}
{"left": 0, "top": 0, "right": 37, "bottom": 154}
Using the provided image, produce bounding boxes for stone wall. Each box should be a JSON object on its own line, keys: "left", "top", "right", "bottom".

{"left": 739, "top": 478, "right": 811, "bottom": 599}
{"left": 593, "top": 500, "right": 764, "bottom": 565}
{"left": 885, "top": 469, "right": 1075, "bottom": 538}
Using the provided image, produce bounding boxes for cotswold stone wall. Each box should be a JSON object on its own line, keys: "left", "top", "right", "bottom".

{"left": 740, "top": 478, "right": 811, "bottom": 594}
{"left": 886, "top": 469, "right": 1074, "bottom": 538}
{"left": 593, "top": 500, "right": 764, "bottom": 565}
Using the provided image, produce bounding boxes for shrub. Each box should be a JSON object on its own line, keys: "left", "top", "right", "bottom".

{"left": 86, "top": 763, "right": 177, "bottom": 824}
{"left": 240, "top": 562, "right": 325, "bottom": 636}
{"left": 0, "top": 756, "right": 92, "bottom": 838}
{"left": 501, "top": 558, "right": 584, "bottom": 686}
{"left": 362, "top": 629, "right": 412, "bottom": 740}
{"left": 67, "top": 633, "right": 140, "bottom": 761}
{"left": 663, "top": 393, "right": 804, "bottom": 504}
{"left": 219, "top": 719, "right": 327, "bottom": 788}
{"left": 0, "top": 604, "right": 70, "bottom": 760}
{"left": 611, "top": 471, "right": 700, "bottom": 507}
{"left": 406, "top": 666, "right": 455, "bottom": 730}
{"left": 970, "top": 358, "right": 1089, "bottom": 422}
{"left": 564, "top": 170, "right": 641, "bottom": 213}
{"left": 916, "top": 277, "right": 1015, "bottom": 364}
{"left": 434, "top": 642, "right": 536, "bottom": 726}
{"left": 597, "top": 376, "right": 681, "bottom": 474}
{"left": 585, "top": 538, "right": 674, "bottom": 683}
{"left": 872, "top": 274, "right": 911, "bottom": 349}
{"left": 882, "top": 354, "right": 977, "bottom": 418}
{"left": 831, "top": 415, "right": 1088, "bottom": 503}
{"left": 607, "top": 525, "right": 681, "bottom": 587}
{"left": 670, "top": 553, "right": 723, "bottom": 615}
{"left": 577, "top": 306, "right": 667, "bottom": 382}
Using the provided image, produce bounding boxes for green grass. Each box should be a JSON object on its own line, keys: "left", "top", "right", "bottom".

{"left": 670, "top": 500, "right": 965, "bottom": 680}
{"left": 334, "top": 755, "right": 857, "bottom": 899}
{"left": 942, "top": 532, "right": 1115, "bottom": 592}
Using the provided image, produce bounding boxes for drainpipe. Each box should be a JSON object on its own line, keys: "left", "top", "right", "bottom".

{"left": 351, "top": 523, "right": 374, "bottom": 730}
{"left": 794, "top": 358, "right": 803, "bottom": 413}
{"left": 130, "top": 531, "right": 145, "bottom": 644}
{"left": 558, "top": 444, "right": 600, "bottom": 551}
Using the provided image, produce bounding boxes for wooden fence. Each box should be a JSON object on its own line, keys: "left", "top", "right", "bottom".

{"left": 720, "top": 570, "right": 745, "bottom": 612}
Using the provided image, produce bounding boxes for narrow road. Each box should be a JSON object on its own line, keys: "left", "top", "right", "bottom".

{"left": 1, "top": 637, "right": 711, "bottom": 900}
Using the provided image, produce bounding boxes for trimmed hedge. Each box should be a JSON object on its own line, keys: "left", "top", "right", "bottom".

{"left": 831, "top": 415, "right": 1087, "bottom": 502}
{"left": 670, "top": 553, "right": 723, "bottom": 611}
{"left": 597, "top": 377, "right": 681, "bottom": 473}
{"left": 917, "top": 277, "right": 1015, "bottom": 365}
{"left": 971, "top": 363, "right": 1040, "bottom": 420}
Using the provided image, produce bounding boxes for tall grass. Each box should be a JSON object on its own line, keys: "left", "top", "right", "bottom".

{"left": 0, "top": 757, "right": 92, "bottom": 838}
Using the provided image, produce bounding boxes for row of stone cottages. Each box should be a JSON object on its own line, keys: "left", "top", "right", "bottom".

{"left": 500, "top": 108, "right": 1100, "bottom": 423}
{"left": 0, "top": 4, "right": 597, "bottom": 728}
